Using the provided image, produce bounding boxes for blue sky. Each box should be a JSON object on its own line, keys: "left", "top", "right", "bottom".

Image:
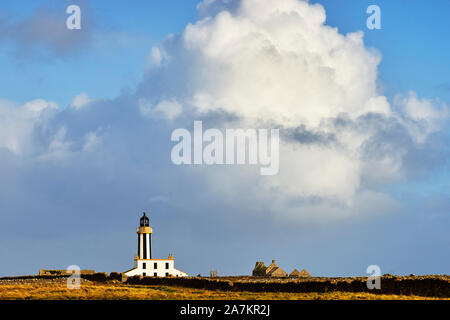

{"left": 0, "top": 0, "right": 449, "bottom": 277}
{"left": 315, "top": 0, "right": 450, "bottom": 101}
{"left": 0, "top": 0, "right": 201, "bottom": 107}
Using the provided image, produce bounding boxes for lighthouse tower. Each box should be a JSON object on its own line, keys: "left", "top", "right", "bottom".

{"left": 137, "top": 212, "right": 152, "bottom": 259}
{"left": 124, "top": 212, "right": 188, "bottom": 277}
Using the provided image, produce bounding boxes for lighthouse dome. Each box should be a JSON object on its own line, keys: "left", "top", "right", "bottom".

{"left": 140, "top": 212, "right": 149, "bottom": 227}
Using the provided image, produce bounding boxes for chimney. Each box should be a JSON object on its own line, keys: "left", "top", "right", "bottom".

{"left": 272, "top": 260, "right": 276, "bottom": 264}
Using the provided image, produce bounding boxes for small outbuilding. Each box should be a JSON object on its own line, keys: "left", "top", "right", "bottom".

{"left": 289, "top": 268, "right": 311, "bottom": 278}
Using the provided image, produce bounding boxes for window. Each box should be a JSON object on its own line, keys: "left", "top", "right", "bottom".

{"left": 165, "top": 263, "right": 169, "bottom": 269}
{"left": 143, "top": 272, "right": 146, "bottom": 276}
{"left": 154, "top": 272, "right": 157, "bottom": 276}
{"left": 154, "top": 262, "right": 157, "bottom": 269}
{"left": 143, "top": 263, "right": 146, "bottom": 269}
{"left": 165, "top": 273, "right": 169, "bottom": 277}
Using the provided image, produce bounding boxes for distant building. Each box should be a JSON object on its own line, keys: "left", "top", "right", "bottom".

{"left": 124, "top": 213, "right": 188, "bottom": 277}
{"left": 210, "top": 270, "right": 218, "bottom": 277}
{"left": 289, "top": 268, "right": 311, "bottom": 278}
{"left": 252, "top": 260, "right": 288, "bottom": 277}
{"left": 252, "top": 260, "right": 310, "bottom": 278}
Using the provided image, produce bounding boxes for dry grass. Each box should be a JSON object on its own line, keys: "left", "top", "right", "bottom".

{"left": 0, "top": 279, "right": 446, "bottom": 300}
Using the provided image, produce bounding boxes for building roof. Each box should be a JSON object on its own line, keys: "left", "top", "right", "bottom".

{"left": 299, "top": 269, "right": 311, "bottom": 277}
{"left": 265, "top": 260, "right": 288, "bottom": 277}
{"left": 173, "top": 268, "right": 188, "bottom": 276}
{"left": 252, "top": 261, "right": 268, "bottom": 276}
{"left": 265, "top": 260, "right": 278, "bottom": 274}
{"left": 124, "top": 267, "right": 137, "bottom": 274}
{"left": 253, "top": 261, "right": 267, "bottom": 272}
{"left": 290, "top": 268, "right": 311, "bottom": 277}
{"left": 135, "top": 259, "right": 174, "bottom": 261}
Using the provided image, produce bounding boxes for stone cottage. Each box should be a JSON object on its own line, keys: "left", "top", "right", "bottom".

{"left": 252, "top": 260, "right": 310, "bottom": 278}
{"left": 252, "top": 260, "right": 288, "bottom": 277}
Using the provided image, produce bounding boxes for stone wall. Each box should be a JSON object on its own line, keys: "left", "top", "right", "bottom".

{"left": 38, "top": 269, "right": 95, "bottom": 276}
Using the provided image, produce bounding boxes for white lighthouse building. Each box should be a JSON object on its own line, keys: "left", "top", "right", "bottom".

{"left": 124, "top": 213, "right": 188, "bottom": 277}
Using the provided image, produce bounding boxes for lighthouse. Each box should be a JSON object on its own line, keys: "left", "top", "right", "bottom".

{"left": 124, "top": 212, "right": 188, "bottom": 277}
{"left": 137, "top": 212, "right": 152, "bottom": 259}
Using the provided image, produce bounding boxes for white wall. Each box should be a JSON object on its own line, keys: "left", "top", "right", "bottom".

{"left": 125, "top": 259, "right": 188, "bottom": 277}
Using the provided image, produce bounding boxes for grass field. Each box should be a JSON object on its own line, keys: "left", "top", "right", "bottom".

{"left": 0, "top": 279, "right": 447, "bottom": 300}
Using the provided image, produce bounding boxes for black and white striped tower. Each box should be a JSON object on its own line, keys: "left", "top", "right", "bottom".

{"left": 137, "top": 212, "right": 152, "bottom": 259}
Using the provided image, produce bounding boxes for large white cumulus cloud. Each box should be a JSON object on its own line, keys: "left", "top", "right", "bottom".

{"left": 1, "top": 0, "right": 449, "bottom": 225}
{"left": 138, "top": 0, "right": 448, "bottom": 220}
{"left": 149, "top": 0, "right": 388, "bottom": 126}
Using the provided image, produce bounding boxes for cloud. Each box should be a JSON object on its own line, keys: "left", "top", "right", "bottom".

{"left": 134, "top": 0, "right": 449, "bottom": 221}
{"left": 70, "top": 93, "right": 95, "bottom": 109}
{"left": 139, "top": 98, "right": 182, "bottom": 120}
{"left": 0, "top": 2, "right": 92, "bottom": 59}
{"left": 0, "top": 0, "right": 449, "bottom": 229}
{"left": 0, "top": 98, "right": 59, "bottom": 156}
{"left": 394, "top": 91, "right": 449, "bottom": 143}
